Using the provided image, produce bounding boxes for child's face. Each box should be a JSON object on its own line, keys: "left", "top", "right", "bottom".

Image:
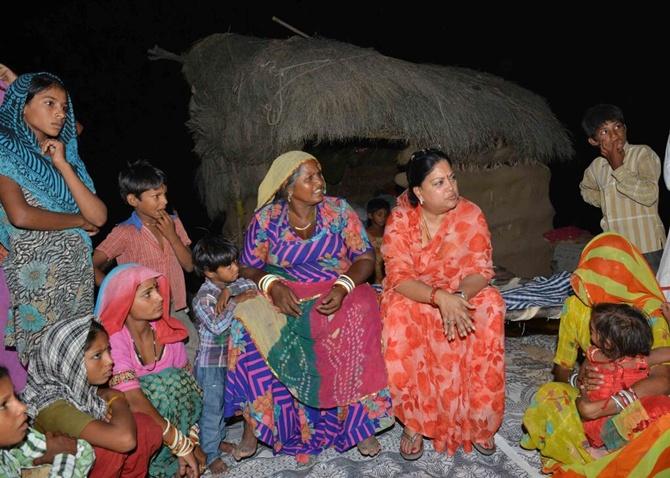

{"left": 85, "top": 332, "right": 114, "bottom": 386}
{"left": 0, "top": 376, "right": 29, "bottom": 447}
{"left": 23, "top": 85, "right": 68, "bottom": 143}
{"left": 588, "top": 120, "right": 627, "bottom": 151}
{"left": 129, "top": 184, "right": 168, "bottom": 220}
{"left": 368, "top": 208, "right": 389, "bottom": 229}
{"left": 206, "top": 261, "right": 240, "bottom": 284}
{"left": 129, "top": 278, "right": 164, "bottom": 321}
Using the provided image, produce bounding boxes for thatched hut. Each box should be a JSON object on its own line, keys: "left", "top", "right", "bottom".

{"left": 155, "top": 33, "right": 573, "bottom": 277}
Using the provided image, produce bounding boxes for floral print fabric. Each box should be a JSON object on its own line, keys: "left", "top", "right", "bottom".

{"left": 380, "top": 192, "right": 505, "bottom": 454}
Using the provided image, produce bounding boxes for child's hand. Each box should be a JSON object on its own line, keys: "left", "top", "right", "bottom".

{"left": 155, "top": 210, "right": 178, "bottom": 241}
{"left": 234, "top": 290, "right": 258, "bottom": 304}
{"left": 33, "top": 432, "right": 77, "bottom": 465}
{"left": 0, "top": 63, "right": 17, "bottom": 84}
{"left": 41, "top": 138, "right": 67, "bottom": 170}
{"left": 216, "top": 288, "right": 232, "bottom": 314}
{"left": 599, "top": 137, "right": 625, "bottom": 169}
{"left": 575, "top": 397, "right": 603, "bottom": 420}
{"left": 78, "top": 215, "right": 99, "bottom": 236}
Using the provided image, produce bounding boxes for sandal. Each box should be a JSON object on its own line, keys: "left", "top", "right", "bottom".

{"left": 399, "top": 429, "right": 424, "bottom": 461}
{"left": 473, "top": 438, "right": 496, "bottom": 456}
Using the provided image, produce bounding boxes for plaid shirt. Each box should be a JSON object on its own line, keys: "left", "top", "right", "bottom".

{"left": 192, "top": 277, "right": 257, "bottom": 368}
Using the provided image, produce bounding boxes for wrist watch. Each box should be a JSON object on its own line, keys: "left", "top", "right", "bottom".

{"left": 453, "top": 290, "right": 467, "bottom": 300}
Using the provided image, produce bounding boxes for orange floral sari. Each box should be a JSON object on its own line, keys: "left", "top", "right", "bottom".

{"left": 380, "top": 192, "right": 505, "bottom": 454}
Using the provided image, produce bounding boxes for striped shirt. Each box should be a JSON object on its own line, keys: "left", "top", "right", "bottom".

{"left": 580, "top": 143, "right": 665, "bottom": 253}
{"left": 95, "top": 212, "right": 191, "bottom": 310}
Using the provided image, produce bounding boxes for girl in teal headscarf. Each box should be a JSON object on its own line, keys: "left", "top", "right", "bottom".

{"left": 0, "top": 72, "right": 107, "bottom": 361}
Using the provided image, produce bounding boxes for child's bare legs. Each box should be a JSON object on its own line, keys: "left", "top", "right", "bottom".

{"left": 233, "top": 418, "right": 257, "bottom": 461}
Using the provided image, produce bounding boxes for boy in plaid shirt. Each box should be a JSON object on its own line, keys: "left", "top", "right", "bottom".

{"left": 191, "top": 235, "right": 257, "bottom": 473}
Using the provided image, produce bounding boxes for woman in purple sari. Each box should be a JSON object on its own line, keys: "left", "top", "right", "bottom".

{"left": 228, "top": 151, "right": 393, "bottom": 462}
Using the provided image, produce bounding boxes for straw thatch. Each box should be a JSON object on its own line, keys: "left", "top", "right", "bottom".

{"left": 168, "top": 33, "right": 573, "bottom": 238}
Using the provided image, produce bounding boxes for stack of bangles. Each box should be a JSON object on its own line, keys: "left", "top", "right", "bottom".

{"left": 162, "top": 419, "right": 197, "bottom": 457}
{"left": 334, "top": 274, "right": 355, "bottom": 294}
{"left": 610, "top": 388, "right": 638, "bottom": 411}
{"left": 259, "top": 274, "right": 281, "bottom": 295}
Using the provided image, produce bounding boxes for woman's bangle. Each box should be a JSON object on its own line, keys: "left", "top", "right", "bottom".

{"left": 610, "top": 394, "right": 624, "bottom": 411}
{"left": 568, "top": 370, "right": 579, "bottom": 388}
{"left": 259, "top": 274, "right": 281, "bottom": 294}
{"left": 162, "top": 418, "right": 172, "bottom": 437}
{"left": 188, "top": 424, "right": 200, "bottom": 446}
{"left": 429, "top": 287, "right": 440, "bottom": 306}
{"left": 334, "top": 274, "right": 355, "bottom": 294}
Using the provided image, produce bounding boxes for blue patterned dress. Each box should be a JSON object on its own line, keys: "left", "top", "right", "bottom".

{"left": 0, "top": 74, "right": 96, "bottom": 360}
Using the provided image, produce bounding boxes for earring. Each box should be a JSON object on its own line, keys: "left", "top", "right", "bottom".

{"left": 419, "top": 197, "right": 424, "bottom": 205}
{"left": 288, "top": 191, "right": 293, "bottom": 203}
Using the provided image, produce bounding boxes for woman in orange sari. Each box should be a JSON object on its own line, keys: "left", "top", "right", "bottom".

{"left": 381, "top": 148, "right": 505, "bottom": 459}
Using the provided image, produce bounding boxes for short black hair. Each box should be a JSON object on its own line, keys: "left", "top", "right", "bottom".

{"left": 406, "top": 148, "right": 452, "bottom": 207}
{"left": 85, "top": 320, "right": 107, "bottom": 351}
{"left": 0, "top": 365, "right": 8, "bottom": 380}
{"left": 581, "top": 104, "right": 625, "bottom": 138}
{"left": 192, "top": 235, "right": 239, "bottom": 277}
{"left": 118, "top": 159, "right": 167, "bottom": 203}
{"left": 590, "top": 303, "right": 652, "bottom": 360}
{"left": 367, "top": 197, "right": 390, "bottom": 214}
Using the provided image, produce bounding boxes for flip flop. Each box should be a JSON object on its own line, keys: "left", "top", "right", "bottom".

{"left": 473, "top": 439, "right": 496, "bottom": 456}
{"left": 399, "top": 429, "right": 424, "bottom": 461}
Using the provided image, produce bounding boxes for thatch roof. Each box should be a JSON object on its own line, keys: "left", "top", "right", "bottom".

{"left": 159, "top": 33, "right": 573, "bottom": 236}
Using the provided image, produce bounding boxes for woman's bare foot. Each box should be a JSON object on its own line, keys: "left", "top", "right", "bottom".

{"left": 232, "top": 421, "right": 258, "bottom": 461}
{"left": 357, "top": 435, "right": 381, "bottom": 457}
{"left": 208, "top": 457, "right": 228, "bottom": 474}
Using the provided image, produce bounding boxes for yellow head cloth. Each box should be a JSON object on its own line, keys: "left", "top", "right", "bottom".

{"left": 256, "top": 151, "right": 318, "bottom": 210}
{"left": 570, "top": 231, "right": 664, "bottom": 317}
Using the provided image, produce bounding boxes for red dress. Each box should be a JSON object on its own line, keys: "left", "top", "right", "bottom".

{"left": 380, "top": 192, "right": 505, "bottom": 454}
{"left": 582, "top": 346, "right": 649, "bottom": 447}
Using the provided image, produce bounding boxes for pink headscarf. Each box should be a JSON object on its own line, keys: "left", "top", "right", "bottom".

{"left": 94, "top": 263, "right": 187, "bottom": 344}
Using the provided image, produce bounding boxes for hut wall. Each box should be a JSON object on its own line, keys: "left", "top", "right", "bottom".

{"left": 332, "top": 162, "right": 554, "bottom": 278}
{"left": 457, "top": 164, "right": 554, "bottom": 277}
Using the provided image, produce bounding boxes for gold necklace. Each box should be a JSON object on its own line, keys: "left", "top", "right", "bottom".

{"left": 289, "top": 208, "right": 315, "bottom": 232}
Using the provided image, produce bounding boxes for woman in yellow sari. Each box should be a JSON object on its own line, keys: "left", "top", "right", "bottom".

{"left": 522, "top": 232, "right": 670, "bottom": 476}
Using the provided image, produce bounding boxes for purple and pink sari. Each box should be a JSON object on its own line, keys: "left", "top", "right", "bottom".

{"left": 226, "top": 196, "right": 393, "bottom": 457}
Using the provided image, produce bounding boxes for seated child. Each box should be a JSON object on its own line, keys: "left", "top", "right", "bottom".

{"left": 577, "top": 303, "right": 670, "bottom": 452}
{"left": 191, "top": 235, "right": 258, "bottom": 472}
{"left": 95, "top": 263, "right": 206, "bottom": 478}
{"left": 365, "top": 197, "right": 390, "bottom": 285}
{"left": 22, "top": 317, "right": 162, "bottom": 478}
{"left": 0, "top": 366, "right": 93, "bottom": 478}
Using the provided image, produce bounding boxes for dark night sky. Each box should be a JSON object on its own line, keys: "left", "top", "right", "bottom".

{"left": 4, "top": 2, "right": 669, "bottom": 244}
